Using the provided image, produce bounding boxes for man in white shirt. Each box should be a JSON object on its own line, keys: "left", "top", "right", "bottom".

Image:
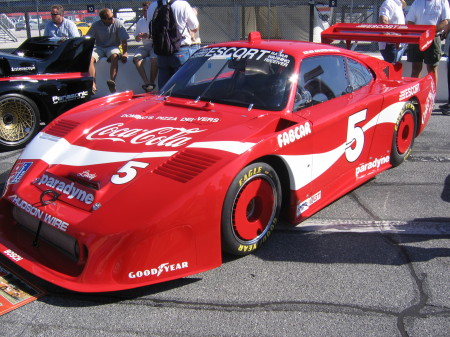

{"left": 133, "top": 1, "right": 158, "bottom": 92}
{"left": 406, "top": 0, "right": 450, "bottom": 83}
{"left": 147, "top": 0, "right": 199, "bottom": 88}
{"left": 378, "top": 0, "right": 406, "bottom": 63}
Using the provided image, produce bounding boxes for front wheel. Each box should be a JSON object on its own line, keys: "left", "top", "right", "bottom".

{"left": 390, "top": 101, "right": 417, "bottom": 167}
{"left": 0, "top": 94, "right": 40, "bottom": 151}
{"left": 221, "top": 162, "right": 281, "bottom": 256}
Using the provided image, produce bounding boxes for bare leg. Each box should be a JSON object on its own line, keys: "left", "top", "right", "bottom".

{"left": 89, "top": 57, "right": 96, "bottom": 92}
{"left": 134, "top": 57, "right": 150, "bottom": 84}
{"left": 426, "top": 64, "right": 438, "bottom": 84}
{"left": 411, "top": 62, "right": 423, "bottom": 78}
{"left": 110, "top": 54, "right": 119, "bottom": 81}
{"left": 150, "top": 57, "right": 158, "bottom": 86}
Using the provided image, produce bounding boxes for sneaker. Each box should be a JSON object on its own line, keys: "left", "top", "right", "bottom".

{"left": 107, "top": 80, "right": 116, "bottom": 93}
{"left": 142, "top": 83, "right": 155, "bottom": 92}
{"left": 439, "top": 102, "right": 450, "bottom": 110}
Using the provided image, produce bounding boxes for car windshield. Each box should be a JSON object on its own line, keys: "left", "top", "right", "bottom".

{"left": 160, "top": 47, "right": 295, "bottom": 111}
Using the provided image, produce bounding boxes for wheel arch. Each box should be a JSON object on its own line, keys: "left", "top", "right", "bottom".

{"left": 247, "top": 154, "right": 292, "bottom": 221}
{"left": 0, "top": 89, "right": 50, "bottom": 122}
{"left": 409, "top": 97, "right": 420, "bottom": 137}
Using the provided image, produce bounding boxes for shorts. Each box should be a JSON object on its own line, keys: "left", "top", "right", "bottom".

{"left": 407, "top": 37, "right": 442, "bottom": 67}
{"left": 134, "top": 45, "right": 156, "bottom": 60}
{"left": 92, "top": 46, "right": 121, "bottom": 62}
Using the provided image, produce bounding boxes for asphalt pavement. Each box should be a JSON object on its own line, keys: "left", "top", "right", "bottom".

{"left": 0, "top": 105, "right": 448, "bottom": 337}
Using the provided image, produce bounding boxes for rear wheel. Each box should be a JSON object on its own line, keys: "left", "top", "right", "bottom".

{"left": 390, "top": 101, "right": 417, "bottom": 167}
{"left": 0, "top": 94, "right": 40, "bottom": 151}
{"left": 221, "top": 162, "right": 281, "bottom": 256}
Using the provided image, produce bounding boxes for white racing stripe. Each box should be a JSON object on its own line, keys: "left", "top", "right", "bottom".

{"left": 280, "top": 219, "right": 450, "bottom": 235}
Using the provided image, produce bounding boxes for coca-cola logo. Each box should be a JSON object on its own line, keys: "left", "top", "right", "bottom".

{"left": 86, "top": 123, "right": 206, "bottom": 147}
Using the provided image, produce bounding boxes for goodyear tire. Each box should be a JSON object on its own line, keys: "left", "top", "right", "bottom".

{"left": 390, "top": 101, "right": 417, "bottom": 167}
{"left": 0, "top": 94, "right": 40, "bottom": 151}
{"left": 221, "top": 162, "right": 281, "bottom": 256}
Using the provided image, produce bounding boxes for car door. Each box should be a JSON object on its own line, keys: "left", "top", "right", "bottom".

{"left": 294, "top": 54, "right": 382, "bottom": 214}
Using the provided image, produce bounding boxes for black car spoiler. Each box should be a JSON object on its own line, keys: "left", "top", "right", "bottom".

{"left": 11, "top": 36, "right": 95, "bottom": 74}
{"left": 321, "top": 23, "right": 436, "bottom": 51}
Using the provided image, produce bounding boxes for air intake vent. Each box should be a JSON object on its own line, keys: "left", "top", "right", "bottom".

{"left": 154, "top": 149, "right": 220, "bottom": 183}
{"left": 45, "top": 120, "right": 80, "bottom": 137}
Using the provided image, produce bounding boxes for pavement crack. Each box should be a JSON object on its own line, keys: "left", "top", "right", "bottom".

{"left": 382, "top": 235, "right": 430, "bottom": 337}
{"left": 348, "top": 192, "right": 381, "bottom": 220}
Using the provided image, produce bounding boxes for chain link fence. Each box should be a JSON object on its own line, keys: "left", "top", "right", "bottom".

{"left": 0, "top": 0, "right": 388, "bottom": 53}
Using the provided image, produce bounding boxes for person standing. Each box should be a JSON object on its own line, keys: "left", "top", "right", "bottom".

{"left": 378, "top": 0, "right": 406, "bottom": 63}
{"left": 405, "top": 0, "right": 450, "bottom": 84}
{"left": 86, "top": 8, "right": 130, "bottom": 94}
{"left": 133, "top": 1, "right": 158, "bottom": 92}
{"left": 44, "top": 4, "right": 79, "bottom": 38}
{"left": 147, "top": 0, "right": 199, "bottom": 89}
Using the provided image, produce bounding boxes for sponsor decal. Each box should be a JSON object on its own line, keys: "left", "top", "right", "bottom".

{"left": 34, "top": 172, "right": 95, "bottom": 205}
{"left": 8, "top": 162, "right": 32, "bottom": 184}
{"left": 423, "top": 80, "right": 435, "bottom": 124}
{"left": 303, "top": 48, "right": 341, "bottom": 55}
{"left": 128, "top": 262, "right": 189, "bottom": 279}
{"left": 297, "top": 191, "right": 322, "bottom": 216}
{"left": 52, "top": 91, "right": 89, "bottom": 104}
{"left": 356, "top": 24, "right": 408, "bottom": 30}
{"left": 86, "top": 123, "right": 206, "bottom": 147}
{"left": 8, "top": 195, "right": 69, "bottom": 231}
{"left": 399, "top": 83, "right": 420, "bottom": 101}
{"left": 121, "top": 114, "right": 155, "bottom": 120}
{"left": 239, "top": 166, "right": 262, "bottom": 186}
{"left": 2, "top": 249, "right": 23, "bottom": 262}
{"left": 277, "top": 122, "right": 312, "bottom": 148}
{"left": 77, "top": 170, "right": 97, "bottom": 181}
{"left": 120, "top": 115, "right": 220, "bottom": 123}
{"left": 356, "top": 155, "right": 390, "bottom": 178}
{"left": 181, "top": 117, "right": 220, "bottom": 123}
{"left": 11, "top": 65, "right": 36, "bottom": 72}
{"left": 194, "top": 47, "right": 291, "bottom": 67}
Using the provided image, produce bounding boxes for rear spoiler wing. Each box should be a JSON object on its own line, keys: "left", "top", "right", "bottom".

{"left": 321, "top": 23, "right": 436, "bottom": 51}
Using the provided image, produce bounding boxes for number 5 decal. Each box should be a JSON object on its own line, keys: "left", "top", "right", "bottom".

{"left": 111, "top": 161, "right": 149, "bottom": 185}
{"left": 345, "top": 109, "right": 367, "bottom": 162}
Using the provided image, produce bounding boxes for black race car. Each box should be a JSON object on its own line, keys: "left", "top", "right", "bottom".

{"left": 0, "top": 36, "right": 94, "bottom": 150}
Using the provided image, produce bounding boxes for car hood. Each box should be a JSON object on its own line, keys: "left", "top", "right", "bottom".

{"left": 17, "top": 92, "right": 286, "bottom": 211}
{"left": 35, "top": 92, "right": 278, "bottom": 154}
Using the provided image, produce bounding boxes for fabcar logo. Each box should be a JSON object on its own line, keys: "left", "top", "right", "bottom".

{"left": 34, "top": 172, "right": 95, "bottom": 208}
{"left": 128, "top": 262, "right": 189, "bottom": 279}
{"left": 278, "top": 122, "right": 312, "bottom": 148}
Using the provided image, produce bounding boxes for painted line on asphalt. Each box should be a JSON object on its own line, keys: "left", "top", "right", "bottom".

{"left": 279, "top": 219, "right": 450, "bottom": 235}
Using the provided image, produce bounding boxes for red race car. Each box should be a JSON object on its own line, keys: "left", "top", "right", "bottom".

{"left": 0, "top": 24, "right": 436, "bottom": 292}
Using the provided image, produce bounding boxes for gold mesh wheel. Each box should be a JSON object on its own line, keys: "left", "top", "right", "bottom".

{"left": 0, "top": 94, "right": 39, "bottom": 150}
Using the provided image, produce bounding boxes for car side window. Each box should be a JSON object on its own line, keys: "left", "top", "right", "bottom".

{"left": 295, "top": 55, "right": 349, "bottom": 110}
{"left": 346, "top": 57, "right": 373, "bottom": 91}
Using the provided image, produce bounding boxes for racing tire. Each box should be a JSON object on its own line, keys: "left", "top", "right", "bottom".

{"left": 390, "top": 101, "right": 417, "bottom": 167}
{"left": 0, "top": 94, "right": 40, "bottom": 151}
{"left": 221, "top": 162, "right": 281, "bottom": 256}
